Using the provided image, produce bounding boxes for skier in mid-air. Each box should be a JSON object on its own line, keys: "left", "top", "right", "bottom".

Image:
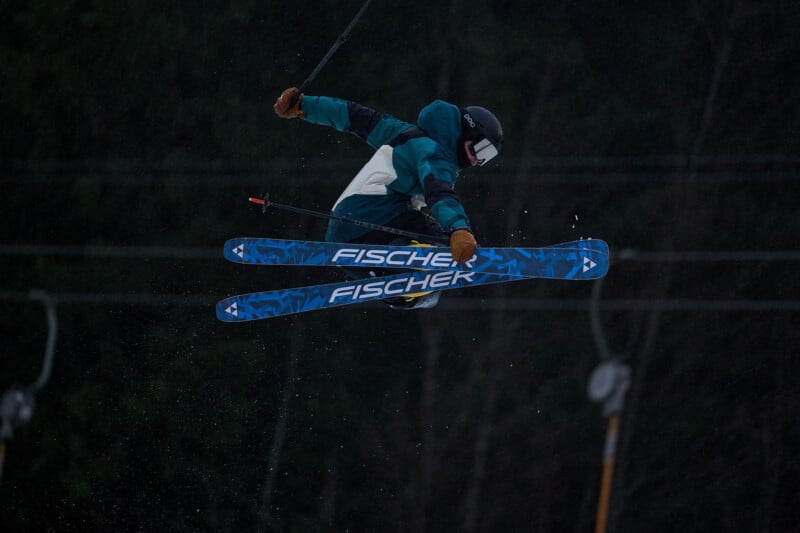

{"left": 273, "top": 87, "right": 503, "bottom": 309}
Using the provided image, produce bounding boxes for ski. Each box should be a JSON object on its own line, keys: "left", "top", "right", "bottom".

{"left": 222, "top": 237, "right": 609, "bottom": 279}
{"left": 216, "top": 246, "right": 608, "bottom": 322}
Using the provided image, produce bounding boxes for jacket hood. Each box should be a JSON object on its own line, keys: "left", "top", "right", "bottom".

{"left": 417, "top": 100, "right": 462, "bottom": 157}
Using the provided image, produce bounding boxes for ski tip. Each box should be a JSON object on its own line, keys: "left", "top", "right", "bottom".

{"left": 578, "top": 253, "right": 609, "bottom": 279}
{"left": 248, "top": 197, "right": 266, "bottom": 205}
{"left": 216, "top": 299, "right": 244, "bottom": 322}
{"left": 222, "top": 238, "right": 247, "bottom": 263}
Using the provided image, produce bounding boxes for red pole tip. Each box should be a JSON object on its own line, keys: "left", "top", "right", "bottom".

{"left": 248, "top": 197, "right": 266, "bottom": 205}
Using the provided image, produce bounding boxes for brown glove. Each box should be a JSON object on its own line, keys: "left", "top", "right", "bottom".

{"left": 450, "top": 229, "right": 477, "bottom": 263}
{"left": 273, "top": 87, "right": 304, "bottom": 118}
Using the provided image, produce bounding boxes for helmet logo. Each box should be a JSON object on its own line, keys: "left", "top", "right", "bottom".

{"left": 463, "top": 113, "right": 476, "bottom": 129}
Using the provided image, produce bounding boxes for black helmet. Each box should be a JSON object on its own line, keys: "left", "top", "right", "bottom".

{"left": 460, "top": 106, "right": 503, "bottom": 166}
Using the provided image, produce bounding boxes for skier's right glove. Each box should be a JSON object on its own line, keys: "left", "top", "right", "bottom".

{"left": 274, "top": 87, "right": 304, "bottom": 118}
{"left": 450, "top": 229, "right": 477, "bottom": 263}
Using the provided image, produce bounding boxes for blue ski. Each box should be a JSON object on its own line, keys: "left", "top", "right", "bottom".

{"left": 223, "top": 237, "right": 608, "bottom": 279}
{"left": 216, "top": 246, "right": 608, "bottom": 322}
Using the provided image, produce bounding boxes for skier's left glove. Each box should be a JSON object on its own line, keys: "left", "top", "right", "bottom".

{"left": 450, "top": 229, "right": 477, "bottom": 263}
{"left": 274, "top": 87, "right": 304, "bottom": 118}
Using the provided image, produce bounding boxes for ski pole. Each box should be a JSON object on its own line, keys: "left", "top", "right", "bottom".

{"left": 248, "top": 195, "right": 450, "bottom": 245}
{"left": 296, "top": 0, "right": 373, "bottom": 95}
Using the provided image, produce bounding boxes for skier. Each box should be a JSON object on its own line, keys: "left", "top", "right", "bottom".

{"left": 273, "top": 87, "right": 503, "bottom": 308}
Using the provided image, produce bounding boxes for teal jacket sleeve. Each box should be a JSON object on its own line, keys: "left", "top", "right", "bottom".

{"left": 422, "top": 167, "right": 471, "bottom": 231}
{"left": 300, "top": 96, "right": 351, "bottom": 130}
{"left": 395, "top": 138, "right": 471, "bottom": 232}
{"left": 301, "top": 95, "right": 413, "bottom": 149}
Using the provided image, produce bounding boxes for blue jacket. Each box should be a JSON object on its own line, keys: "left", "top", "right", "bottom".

{"left": 300, "top": 96, "right": 470, "bottom": 242}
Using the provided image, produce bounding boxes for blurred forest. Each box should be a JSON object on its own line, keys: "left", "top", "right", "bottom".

{"left": 1, "top": 0, "right": 799, "bottom": 532}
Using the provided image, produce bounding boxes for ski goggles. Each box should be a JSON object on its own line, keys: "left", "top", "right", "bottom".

{"left": 470, "top": 138, "right": 499, "bottom": 166}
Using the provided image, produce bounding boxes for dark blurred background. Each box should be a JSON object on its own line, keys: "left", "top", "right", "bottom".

{"left": 1, "top": 1, "right": 798, "bottom": 531}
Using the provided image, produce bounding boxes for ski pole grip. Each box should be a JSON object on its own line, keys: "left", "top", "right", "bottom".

{"left": 247, "top": 194, "right": 270, "bottom": 213}
{"left": 289, "top": 90, "right": 301, "bottom": 108}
